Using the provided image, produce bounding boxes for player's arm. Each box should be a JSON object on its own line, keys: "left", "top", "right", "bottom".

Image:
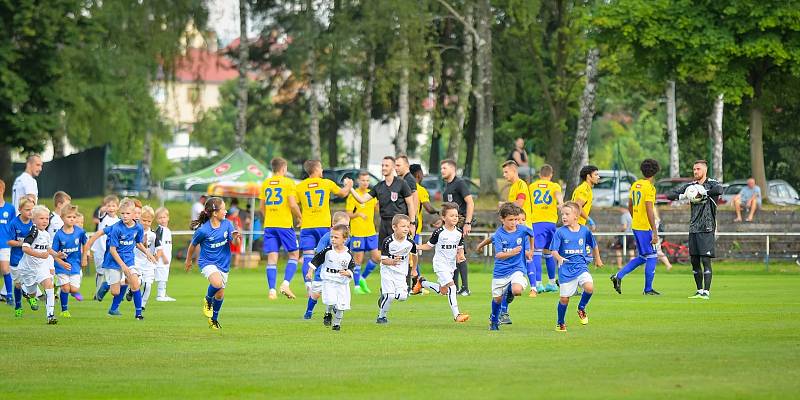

{"left": 306, "top": 248, "right": 328, "bottom": 279}
{"left": 706, "top": 180, "right": 723, "bottom": 197}
{"left": 550, "top": 232, "right": 564, "bottom": 264}
{"left": 645, "top": 200, "right": 658, "bottom": 244}
{"left": 475, "top": 236, "right": 492, "bottom": 251}
{"left": 49, "top": 247, "right": 71, "bottom": 270}
{"left": 573, "top": 197, "right": 593, "bottom": 227}
{"left": 422, "top": 200, "right": 437, "bottom": 215}
{"left": 334, "top": 179, "right": 353, "bottom": 198}
{"left": 83, "top": 229, "right": 106, "bottom": 257}
{"left": 349, "top": 187, "right": 374, "bottom": 204}
{"left": 555, "top": 188, "right": 564, "bottom": 208}
{"left": 183, "top": 244, "right": 197, "bottom": 271}
{"left": 287, "top": 194, "right": 302, "bottom": 226}
{"left": 404, "top": 196, "right": 417, "bottom": 225}
{"left": 551, "top": 250, "right": 564, "bottom": 264}
{"left": 666, "top": 183, "right": 691, "bottom": 201}
{"left": 340, "top": 256, "right": 355, "bottom": 278}
{"left": 496, "top": 246, "right": 522, "bottom": 260}
{"left": 587, "top": 231, "right": 603, "bottom": 267}
{"left": 21, "top": 243, "right": 48, "bottom": 259}
{"left": 380, "top": 239, "right": 399, "bottom": 266}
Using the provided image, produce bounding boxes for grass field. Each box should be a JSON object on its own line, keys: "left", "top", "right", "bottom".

{"left": 3, "top": 263, "right": 800, "bottom": 399}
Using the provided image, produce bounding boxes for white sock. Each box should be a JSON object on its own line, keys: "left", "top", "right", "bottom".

{"left": 142, "top": 282, "right": 152, "bottom": 307}
{"left": 333, "top": 308, "right": 344, "bottom": 326}
{"left": 536, "top": 281, "right": 542, "bottom": 287}
{"left": 157, "top": 281, "right": 166, "bottom": 298}
{"left": 326, "top": 305, "right": 334, "bottom": 314}
{"left": 422, "top": 280, "right": 441, "bottom": 293}
{"left": 447, "top": 287, "right": 460, "bottom": 318}
{"left": 45, "top": 288, "right": 54, "bottom": 316}
{"left": 550, "top": 278, "right": 557, "bottom": 285}
{"left": 378, "top": 294, "right": 393, "bottom": 318}
{"left": 281, "top": 280, "right": 290, "bottom": 287}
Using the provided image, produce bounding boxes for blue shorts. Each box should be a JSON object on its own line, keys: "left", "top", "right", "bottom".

{"left": 632, "top": 229, "right": 657, "bottom": 257}
{"left": 413, "top": 234, "right": 421, "bottom": 244}
{"left": 532, "top": 222, "right": 556, "bottom": 249}
{"left": 300, "top": 227, "right": 329, "bottom": 251}
{"left": 350, "top": 235, "right": 378, "bottom": 252}
{"left": 262, "top": 227, "right": 298, "bottom": 253}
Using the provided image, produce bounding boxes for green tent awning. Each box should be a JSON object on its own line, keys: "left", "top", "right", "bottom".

{"left": 163, "top": 148, "right": 269, "bottom": 192}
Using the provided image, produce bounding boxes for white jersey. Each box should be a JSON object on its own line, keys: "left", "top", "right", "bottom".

{"left": 134, "top": 229, "right": 156, "bottom": 269}
{"left": 380, "top": 235, "right": 417, "bottom": 274}
{"left": 309, "top": 246, "right": 356, "bottom": 284}
{"left": 427, "top": 226, "right": 464, "bottom": 271}
{"left": 91, "top": 214, "right": 120, "bottom": 255}
{"left": 19, "top": 228, "right": 51, "bottom": 270}
{"left": 155, "top": 225, "right": 172, "bottom": 265}
{"left": 11, "top": 172, "right": 38, "bottom": 212}
{"left": 47, "top": 213, "right": 64, "bottom": 238}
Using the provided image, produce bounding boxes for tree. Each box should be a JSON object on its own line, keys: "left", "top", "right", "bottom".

{"left": 566, "top": 48, "right": 599, "bottom": 196}
{"left": 235, "top": 0, "right": 249, "bottom": 148}
{"left": 666, "top": 80, "right": 679, "bottom": 177}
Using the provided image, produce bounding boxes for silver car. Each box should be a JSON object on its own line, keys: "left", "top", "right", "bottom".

{"left": 592, "top": 169, "right": 638, "bottom": 207}
{"left": 721, "top": 179, "right": 800, "bottom": 206}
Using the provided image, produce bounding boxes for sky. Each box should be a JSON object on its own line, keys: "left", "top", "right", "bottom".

{"left": 207, "top": 0, "right": 263, "bottom": 46}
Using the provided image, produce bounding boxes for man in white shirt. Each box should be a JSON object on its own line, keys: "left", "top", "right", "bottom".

{"left": 12, "top": 154, "right": 43, "bottom": 211}
{"left": 191, "top": 195, "right": 207, "bottom": 225}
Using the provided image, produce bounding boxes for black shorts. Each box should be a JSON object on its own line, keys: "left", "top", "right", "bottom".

{"left": 689, "top": 232, "right": 716, "bottom": 258}
{"left": 378, "top": 218, "right": 394, "bottom": 245}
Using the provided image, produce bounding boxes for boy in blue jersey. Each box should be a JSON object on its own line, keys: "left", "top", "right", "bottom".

{"left": 84, "top": 198, "right": 153, "bottom": 319}
{"left": 52, "top": 205, "right": 87, "bottom": 317}
{"left": 303, "top": 211, "right": 349, "bottom": 322}
{"left": 7, "top": 197, "right": 35, "bottom": 315}
{"left": 550, "top": 202, "right": 604, "bottom": 332}
{"left": 184, "top": 197, "right": 241, "bottom": 330}
{"left": 487, "top": 204, "right": 535, "bottom": 331}
{"left": 0, "top": 179, "right": 18, "bottom": 305}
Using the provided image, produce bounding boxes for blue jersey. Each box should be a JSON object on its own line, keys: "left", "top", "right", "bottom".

{"left": 52, "top": 227, "right": 87, "bottom": 275}
{"left": 8, "top": 216, "right": 33, "bottom": 266}
{"left": 549, "top": 225, "right": 595, "bottom": 283}
{"left": 492, "top": 225, "right": 534, "bottom": 278}
{"left": 102, "top": 220, "right": 145, "bottom": 269}
{"left": 191, "top": 219, "right": 236, "bottom": 272}
{"left": 313, "top": 231, "right": 350, "bottom": 281}
{"left": 0, "top": 202, "right": 16, "bottom": 249}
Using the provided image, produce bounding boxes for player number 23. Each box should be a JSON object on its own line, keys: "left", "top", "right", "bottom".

{"left": 263, "top": 188, "right": 284, "bottom": 205}
{"left": 532, "top": 189, "right": 553, "bottom": 205}
{"left": 305, "top": 189, "right": 326, "bottom": 207}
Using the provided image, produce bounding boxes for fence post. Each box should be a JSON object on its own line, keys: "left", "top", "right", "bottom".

{"left": 765, "top": 235, "right": 770, "bottom": 272}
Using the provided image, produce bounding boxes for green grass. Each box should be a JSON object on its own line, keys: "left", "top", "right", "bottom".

{"left": 2, "top": 263, "right": 799, "bottom": 399}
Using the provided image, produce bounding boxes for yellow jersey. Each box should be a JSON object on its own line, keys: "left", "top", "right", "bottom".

{"left": 296, "top": 177, "right": 342, "bottom": 229}
{"left": 529, "top": 179, "right": 561, "bottom": 224}
{"left": 571, "top": 181, "right": 593, "bottom": 225}
{"left": 507, "top": 178, "right": 534, "bottom": 225}
{"left": 630, "top": 179, "right": 656, "bottom": 231}
{"left": 346, "top": 188, "right": 377, "bottom": 237}
{"left": 259, "top": 175, "right": 297, "bottom": 229}
{"left": 416, "top": 183, "right": 430, "bottom": 235}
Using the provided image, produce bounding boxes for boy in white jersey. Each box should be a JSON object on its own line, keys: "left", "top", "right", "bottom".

{"left": 376, "top": 214, "right": 417, "bottom": 324}
{"left": 154, "top": 207, "right": 175, "bottom": 301}
{"left": 307, "top": 224, "right": 355, "bottom": 331}
{"left": 128, "top": 206, "right": 157, "bottom": 309}
{"left": 20, "top": 205, "right": 64, "bottom": 324}
{"left": 417, "top": 203, "right": 471, "bottom": 323}
{"left": 90, "top": 195, "right": 119, "bottom": 300}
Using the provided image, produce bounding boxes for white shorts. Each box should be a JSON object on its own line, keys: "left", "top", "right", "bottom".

{"left": 138, "top": 267, "right": 155, "bottom": 284}
{"left": 433, "top": 267, "right": 456, "bottom": 287}
{"left": 10, "top": 265, "right": 21, "bottom": 283}
{"left": 104, "top": 269, "right": 125, "bottom": 285}
{"left": 0, "top": 248, "right": 10, "bottom": 262}
{"left": 321, "top": 280, "right": 350, "bottom": 310}
{"left": 56, "top": 273, "right": 82, "bottom": 289}
{"left": 20, "top": 264, "right": 53, "bottom": 288}
{"left": 559, "top": 272, "right": 593, "bottom": 297}
{"left": 155, "top": 263, "right": 170, "bottom": 282}
{"left": 311, "top": 280, "right": 323, "bottom": 295}
{"left": 201, "top": 265, "right": 228, "bottom": 288}
{"left": 380, "top": 266, "right": 408, "bottom": 296}
{"left": 93, "top": 252, "right": 105, "bottom": 275}
{"left": 491, "top": 270, "right": 528, "bottom": 298}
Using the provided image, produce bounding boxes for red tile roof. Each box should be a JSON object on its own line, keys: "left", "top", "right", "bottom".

{"left": 174, "top": 48, "right": 239, "bottom": 83}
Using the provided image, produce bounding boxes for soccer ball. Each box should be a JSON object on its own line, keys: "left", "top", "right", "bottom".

{"left": 683, "top": 184, "right": 705, "bottom": 204}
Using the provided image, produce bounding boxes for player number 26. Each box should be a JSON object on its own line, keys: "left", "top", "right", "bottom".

{"left": 532, "top": 190, "right": 553, "bottom": 205}
{"left": 263, "top": 188, "right": 284, "bottom": 205}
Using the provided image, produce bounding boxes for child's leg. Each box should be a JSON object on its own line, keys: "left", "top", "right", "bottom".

{"left": 445, "top": 284, "right": 460, "bottom": 318}
{"left": 361, "top": 258, "right": 377, "bottom": 279}
{"left": 617, "top": 256, "right": 645, "bottom": 280}
{"left": 557, "top": 297, "right": 569, "bottom": 325}
{"left": 491, "top": 296, "right": 502, "bottom": 324}
{"left": 578, "top": 282, "right": 594, "bottom": 310}
{"left": 526, "top": 258, "right": 536, "bottom": 287}
{"left": 301, "top": 252, "right": 314, "bottom": 284}
{"left": 2, "top": 267, "right": 12, "bottom": 299}
{"left": 332, "top": 307, "right": 344, "bottom": 326}
{"left": 157, "top": 280, "right": 167, "bottom": 298}
{"left": 378, "top": 292, "right": 394, "bottom": 318}
{"left": 110, "top": 282, "right": 125, "bottom": 312}
{"left": 644, "top": 255, "right": 657, "bottom": 292}
{"left": 211, "top": 288, "right": 224, "bottom": 321}
{"left": 265, "top": 262, "right": 277, "bottom": 291}
{"left": 421, "top": 279, "right": 441, "bottom": 293}
{"left": 141, "top": 281, "right": 152, "bottom": 308}
{"left": 42, "top": 278, "right": 55, "bottom": 317}
{"left": 544, "top": 253, "right": 557, "bottom": 283}
{"left": 14, "top": 283, "right": 22, "bottom": 309}
{"left": 60, "top": 284, "right": 70, "bottom": 311}
{"left": 282, "top": 257, "right": 298, "bottom": 286}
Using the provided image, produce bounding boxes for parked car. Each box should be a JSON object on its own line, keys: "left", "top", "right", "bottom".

{"left": 107, "top": 164, "right": 150, "bottom": 198}
{"left": 592, "top": 170, "right": 637, "bottom": 207}
{"left": 721, "top": 179, "right": 800, "bottom": 206}
{"left": 321, "top": 168, "right": 381, "bottom": 203}
{"left": 655, "top": 177, "right": 694, "bottom": 205}
{"left": 421, "top": 175, "right": 480, "bottom": 202}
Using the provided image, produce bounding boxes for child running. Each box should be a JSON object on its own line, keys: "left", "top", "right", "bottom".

{"left": 18, "top": 205, "right": 61, "bottom": 324}
{"left": 154, "top": 207, "right": 176, "bottom": 301}
{"left": 550, "top": 202, "right": 604, "bottom": 332}
{"left": 7, "top": 197, "right": 35, "bottom": 315}
{"left": 51, "top": 204, "right": 87, "bottom": 317}
{"left": 416, "top": 202, "right": 471, "bottom": 323}
{"left": 0, "top": 179, "right": 18, "bottom": 306}
{"left": 303, "top": 212, "right": 350, "bottom": 321}
{"left": 184, "top": 197, "right": 241, "bottom": 330}
{"left": 376, "top": 214, "right": 417, "bottom": 324}
{"left": 307, "top": 224, "right": 356, "bottom": 331}
{"left": 129, "top": 206, "right": 157, "bottom": 309}
{"left": 90, "top": 195, "right": 119, "bottom": 300}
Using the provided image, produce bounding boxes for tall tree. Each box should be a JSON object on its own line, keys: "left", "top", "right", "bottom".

{"left": 235, "top": 0, "right": 249, "bottom": 149}
{"left": 710, "top": 94, "right": 724, "bottom": 181}
{"left": 666, "top": 80, "right": 679, "bottom": 177}
{"left": 447, "top": 3, "right": 474, "bottom": 163}
{"left": 566, "top": 47, "right": 599, "bottom": 195}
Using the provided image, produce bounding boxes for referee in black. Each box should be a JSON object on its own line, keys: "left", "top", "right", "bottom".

{"left": 440, "top": 159, "right": 475, "bottom": 296}
{"left": 666, "top": 160, "right": 723, "bottom": 299}
{"left": 349, "top": 156, "right": 417, "bottom": 244}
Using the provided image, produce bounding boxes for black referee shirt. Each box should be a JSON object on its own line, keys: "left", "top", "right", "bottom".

{"left": 369, "top": 178, "right": 413, "bottom": 219}
{"left": 401, "top": 173, "right": 417, "bottom": 194}
{"left": 443, "top": 176, "right": 471, "bottom": 216}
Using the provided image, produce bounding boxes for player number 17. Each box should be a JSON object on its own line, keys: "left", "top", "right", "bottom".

{"left": 305, "top": 189, "right": 326, "bottom": 207}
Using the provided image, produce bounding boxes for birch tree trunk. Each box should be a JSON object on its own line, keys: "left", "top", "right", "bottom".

{"left": 360, "top": 50, "right": 375, "bottom": 170}
{"left": 475, "top": 0, "right": 496, "bottom": 195}
{"left": 666, "top": 80, "right": 679, "bottom": 177}
{"left": 447, "top": 4, "right": 473, "bottom": 163}
{"left": 566, "top": 48, "right": 599, "bottom": 196}
{"left": 306, "top": 0, "right": 321, "bottom": 160}
{"left": 235, "top": 0, "right": 248, "bottom": 149}
{"left": 142, "top": 129, "right": 152, "bottom": 186}
{"left": 711, "top": 94, "right": 724, "bottom": 182}
{"left": 396, "top": 39, "right": 410, "bottom": 155}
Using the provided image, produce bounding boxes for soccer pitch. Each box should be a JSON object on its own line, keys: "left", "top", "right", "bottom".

{"left": 3, "top": 264, "right": 799, "bottom": 399}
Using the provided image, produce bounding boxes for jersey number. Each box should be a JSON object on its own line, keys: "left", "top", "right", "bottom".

{"left": 305, "top": 189, "right": 326, "bottom": 207}
{"left": 632, "top": 190, "right": 642, "bottom": 206}
{"left": 532, "top": 190, "right": 553, "bottom": 205}
{"left": 263, "top": 188, "right": 284, "bottom": 205}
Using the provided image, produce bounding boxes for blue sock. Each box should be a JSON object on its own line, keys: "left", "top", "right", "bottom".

{"left": 617, "top": 256, "right": 646, "bottom": 280}
{"left": 644, "top": 256, "right": 657, "bottom": 292}
{"left": 353, "top": 265, "right": 361, "bottom": 286}
{"left": 532, "top": 251, "right": 543, "bottom": 284}
{"left": 301, "top": 254, "right": 313, "bottom": 283}
{"left": 60, "top": 289, "right": 69, "bottom": 311}
{"left": 211, "top": 297, "right": 223, "bottom": 320}
{"left": 97, "top": 282, "right": 110, "bottom": 300}
{"left": 206, "top": 284, "right": 220, "bottom": 304}
{"left": 362, "top": 259, "right": 377, "bottom": 279}
{"left": 491, "top": 299, "right": 501, "bottom": 324}
{"left": 3, "top": 273, "right": 11, "bottom": 298}
{"left": 306, "top": 297, "right": 318, "bottom": 314}
{"left": 133, "top": 290, "right": 142, "bottom": 316}
{"left": 266, "top": 264, "right": 277, "bottom": 290}
{"left": 283, "top": 259, "right": 298, "bottom": 283}
{"left": 578, "top": 291, "right": 593, "bottom": 310}
{"left": 557, "top": 302, "right": 568, "bottom": 325}
{"left": 14, "top": 287, "right": 22, "bottom": 309}
{"left": 526, "top": 259, "right": 536, "bottom": 286}
{"left": 500, "top": 296, "right": 508, "bottom": 313}
{"left": 110, "top": 291, "right": 124, "bottom": 312}
{"left": 544, "top": 254, "right": 556, "bottom": 281}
